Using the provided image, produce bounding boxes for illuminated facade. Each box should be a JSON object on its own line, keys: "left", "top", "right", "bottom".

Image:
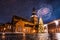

{"left": 1, "top": 8, "right": 60, "bottom": 34}
{"left": 0, "top": 23, "right": 12, "bottom": 32}
{"left": 15, "top": 18, "right": 34, "bottom": 34}
{"left": 11, "top": 8, "right": 38, "bottom": 34}
{"left": 0, "top": 8, "right": 47, "bottom": 34}
{"left": 48, "top": 19, "right": 60, "bottom": 33}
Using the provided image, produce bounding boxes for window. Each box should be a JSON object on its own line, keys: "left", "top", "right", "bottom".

{"left": 17, "top": 26, "right": 22, "bottom": 32}
{"left": 8, "top": 25, "right": 11, "bottom": 29}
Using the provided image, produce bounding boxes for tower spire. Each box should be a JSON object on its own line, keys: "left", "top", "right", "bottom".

{"left": 32, "top": 8, "right": 36, "bottom": 15}
{"left": 30, "top": 7, "right": 38, "bottom": 25}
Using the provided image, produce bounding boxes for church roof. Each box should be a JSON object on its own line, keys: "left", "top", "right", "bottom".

{"left": 12, "top": 15, "right": 33, "bottom": 23}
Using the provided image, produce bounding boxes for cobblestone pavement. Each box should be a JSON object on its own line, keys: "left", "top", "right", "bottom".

{"left": 0, "top": 33, "right": 60, "bottom": 40}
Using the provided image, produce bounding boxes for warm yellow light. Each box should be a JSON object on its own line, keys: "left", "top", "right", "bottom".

{"left": 44, "top": 24, "right": 47, "bottom": 27}
{"left": 51, "top": 29, "right": 54, "bottom": 32}
{"left": 4, "top": 28, "right": 6, "bottom": 30}
{"left": 33, "top": 30, "right": 36, "bottom": 33}
{"left": 2, "top": 33, "right": 5, "bottom": 35}
{"left": 23, "top": 28, "right": 25, "bottom": 31}
{"left": 2, "top": 36, "right": 5, "bottom": 38}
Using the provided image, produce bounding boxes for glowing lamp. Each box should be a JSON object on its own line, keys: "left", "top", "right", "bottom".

{"left": 2, "top": 33, "right": 5, "bottom": 35}
{"left": 4, "top": 28, "right": 6, "bottom": 31}
{"left": 33, "top": 30, "right": 36, "bottom": 33}
{"left": 54, "top": 20, "right": 59, "bottom": 26}
{"left": 44, "top": 24, "right": 48, "bottom": 27}
{"left": 23, "top": 29, "right": 25, "bottom": 31}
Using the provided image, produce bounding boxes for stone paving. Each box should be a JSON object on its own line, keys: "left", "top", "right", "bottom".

{"left": 0, "top": 33, "right": 60, "bottom": 40}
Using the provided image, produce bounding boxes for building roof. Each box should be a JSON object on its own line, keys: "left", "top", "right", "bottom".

{"left": 12, "top": 15, "right": 33, "bottom": 23}
{"left": 48, "top": 19, "right": 60, "bottom": 25}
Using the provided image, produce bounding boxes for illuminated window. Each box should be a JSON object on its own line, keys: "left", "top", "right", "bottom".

{"left": 17, "top": 26, "right": 22, "bottom": 32}
{"left": 8, "top": 25, "right": 11, "bottom": 29}
{"left": 54, "top": 20, "right": 59, "bottom": 26}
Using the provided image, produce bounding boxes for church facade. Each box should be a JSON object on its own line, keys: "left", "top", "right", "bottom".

{"left": 12, "top": 8, "right": 39, "bottom": 34}
{"left": 0, "top": 8, "right": 48, "bottom": 34}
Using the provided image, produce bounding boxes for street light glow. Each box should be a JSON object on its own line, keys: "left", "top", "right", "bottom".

{"left": 54, "top": 20, "right": 59, "bottom": 26}
{"left": 23, "top": 28, "right": 25, "bottom": 31}
{"left": 44, "top": 24, "right": 48, "bottom": 27}
{"left": 33, "top": 30, "right": 36, "bottom": 33}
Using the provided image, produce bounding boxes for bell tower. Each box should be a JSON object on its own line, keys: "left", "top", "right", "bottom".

{"left": 31, "top": 8, "right": 38, "bottom": 25}
{"left": 30, "top": 8, "right": 38, "bottom": 30}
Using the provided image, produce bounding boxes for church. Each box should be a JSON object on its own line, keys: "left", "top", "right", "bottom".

{"left": 0, "top": 8, "right": 47, "bottom": 34}
{"left": 12, "top": 8, "right": 46, "bottom": 34}
{"left": 12, "top": 8, "right": 39, "bottom": 34}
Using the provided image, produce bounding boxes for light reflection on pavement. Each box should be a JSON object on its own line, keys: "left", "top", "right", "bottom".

{"left": 0, "top": 33, "right": 60, "bottom": 40}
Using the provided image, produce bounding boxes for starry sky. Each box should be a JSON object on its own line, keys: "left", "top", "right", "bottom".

{"left": 0, "top": 0, "right": 60, "bottom": 23}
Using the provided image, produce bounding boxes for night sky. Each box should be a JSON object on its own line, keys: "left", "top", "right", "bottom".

{"left": 0, "top": 0, "right": 60, "bottom": 24}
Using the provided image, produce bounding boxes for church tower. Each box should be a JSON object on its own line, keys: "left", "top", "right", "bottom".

{"left": 31, "top": 8, "right": 38, "bottom": 25}
{"left": 30, "top": 8, "right": 38, "bottom": 29}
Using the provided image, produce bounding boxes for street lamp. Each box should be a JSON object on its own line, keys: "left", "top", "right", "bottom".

{"left": 54, "top": 20, "right": 59, "bottom": 33}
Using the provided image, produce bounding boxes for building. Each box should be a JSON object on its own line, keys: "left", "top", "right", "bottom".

{"left": 0, "top": 22, "right": 12, "bottom": 32}
{"left": 0, "top": 8, "right": 48, "bottom": 34}
{"left": 11, "top": 8, "right": 38, "bottom": 34}
{"left": 48, "top": 19, "right": 60, "bottom": 33}
{"left": 0, "top": 24, "right": 5, "bottom": 32}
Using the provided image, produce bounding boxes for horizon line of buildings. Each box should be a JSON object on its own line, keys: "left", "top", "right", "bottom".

{"left": 0, "top": 8, "right": 60, "bottom": 34}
